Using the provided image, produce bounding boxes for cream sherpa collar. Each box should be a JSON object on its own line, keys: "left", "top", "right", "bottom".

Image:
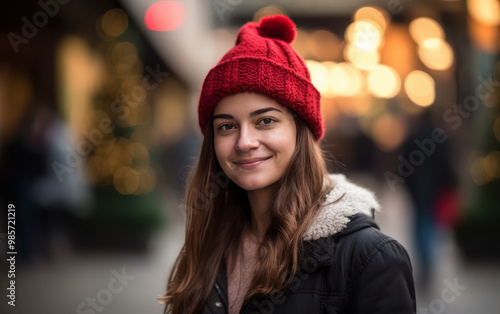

{"left": 303, "top": 174, "right": 380, "bottom": 241}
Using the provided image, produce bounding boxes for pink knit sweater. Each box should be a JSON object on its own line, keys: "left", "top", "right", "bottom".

{"left": 226, "top": 232, "right": 259, "bottom": 314}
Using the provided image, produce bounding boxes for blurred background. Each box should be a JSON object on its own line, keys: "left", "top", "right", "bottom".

{"left": 1, "top": 0, "right": 499, "bottom": 313}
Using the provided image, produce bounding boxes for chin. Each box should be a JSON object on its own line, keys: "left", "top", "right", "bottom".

{"left": 231, "top": 174, "right": 277, "bottom": 191}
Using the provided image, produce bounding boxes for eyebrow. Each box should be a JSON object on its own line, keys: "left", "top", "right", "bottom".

{"left": 212, "top": 107, "right": 282, "bottom": 120}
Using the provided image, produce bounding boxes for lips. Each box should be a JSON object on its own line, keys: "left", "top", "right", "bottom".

{"left": 233, "top": 156, "right": 271, "bottom": 168}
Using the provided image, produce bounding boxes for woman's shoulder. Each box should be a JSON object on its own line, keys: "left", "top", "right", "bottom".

{"left": 339, "top": 214, "right": 411, "bottom": 266}
{"left": 304, "top": 214, "right": 411, "bottom": 271}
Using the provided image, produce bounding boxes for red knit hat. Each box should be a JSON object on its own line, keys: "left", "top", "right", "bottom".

{"left": 198, "top": 15, "right": 324, "bottom": 140}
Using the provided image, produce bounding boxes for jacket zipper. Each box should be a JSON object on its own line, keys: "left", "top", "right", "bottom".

{"left": 214, "top": 279, "right": 228, "bottom": 312}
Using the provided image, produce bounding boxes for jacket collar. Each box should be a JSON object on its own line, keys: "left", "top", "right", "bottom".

{"left": 303, "top": 174, "right": 380, "bottom": 241}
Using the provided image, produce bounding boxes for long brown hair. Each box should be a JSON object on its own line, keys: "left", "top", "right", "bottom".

{"left": 161, "top": 115, "right": 334, "bottom": 313}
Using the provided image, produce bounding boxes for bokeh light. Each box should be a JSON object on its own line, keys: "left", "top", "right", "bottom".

{"left": 305, "top": 60, "right": 330, "bottom": 95}
{"left": 111, "top": 42, "right": 139, "bottom": 68}
{"left": 321, "top": 61, "right": 337, "bottom": 98}
{"left": 371, "top": 113, "right": 408, "bottom": 151}
{"left": 367, "top": 65, "right": 401, "bottom": 98}
{"left": 409, "top": 17, "right": 445, "bottom": 44}
{"left": 345, "top": 20, "right": 383, "bottom": 52}
{"left": 467, "top": 15, "right": 500, "bottom": 53}
{"left": 467, "top": 0, "right": 500, "bottom": 26}
{"left": 102, "top": 9, "right": 129, "bottom": 37}
{"left": 488, "top": 151, "right": 500, "bottom": 180}
{"left": 136, "top": 167, "right": 158, "bottom": 194}
{"left": 344, "top": 44, "right": 380, "bottom": 70}
{"left": 354, "top": 6, "right": 387, "bottom": 32}
{"left": 418, "top": 38, "right": 454, "bottom": 71}
{"left": 404, "top": 70, "right": 435, "bottom": 106}
{"left": 145, "top": 1, "right": 185, "bottom": 31}
{"left": 472, "top": 151, "right": 500, "bottom": 184}
{"left": 382, "top": 25, "right": 416, "bottom": 79}
{"left": 329, "top": 62, "right": 364, "bottom": 97}
{"left": 113, "top": 166, "right": 140, "bottom": 195}
{"left": 483, "top": 152, "right": 500, "bottom": 181}
{"left": 57, "top": 36, "right": 105, "bottom": 136}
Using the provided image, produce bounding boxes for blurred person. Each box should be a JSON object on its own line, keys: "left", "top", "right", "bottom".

{"left": 402, "top": 109, "right": 457, "bottom": 288}
{"left": 161, "top": 15, "right": 416, "bottom": 313}
{"left": 1, "top": 106, "right": 92, "bottom": 262}
{"left": 1, "top": 106, "right": 50, "bottom": 262}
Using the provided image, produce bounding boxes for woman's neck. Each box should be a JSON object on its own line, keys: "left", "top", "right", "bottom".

{"left": 246, "top": 186, "right": 274, "bottom": 241}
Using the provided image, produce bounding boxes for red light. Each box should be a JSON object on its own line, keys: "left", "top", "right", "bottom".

{"left": 145, "top": 1, "right": 185, "bottom": 31}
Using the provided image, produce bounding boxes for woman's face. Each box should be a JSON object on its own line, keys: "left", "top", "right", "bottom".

{"left": 213, "top": 93, "right": 297, "bottom": 191}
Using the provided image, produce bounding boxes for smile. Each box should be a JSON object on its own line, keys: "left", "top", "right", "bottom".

{"left": 233, "top": 156, "right": 272, "bottom": 169}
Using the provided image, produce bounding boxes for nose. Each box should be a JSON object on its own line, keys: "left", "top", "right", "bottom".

{"left": 235, "top": 125, "right": 259, "bottom": 152}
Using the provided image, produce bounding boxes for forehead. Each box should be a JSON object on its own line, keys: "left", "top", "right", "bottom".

{"left": 213, "top": 92, "right": 286, "bottom": 115}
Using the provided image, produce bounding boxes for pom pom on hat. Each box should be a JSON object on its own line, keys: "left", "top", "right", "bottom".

{"left": 257, "top": 15, "right": 296, "bottom": 44}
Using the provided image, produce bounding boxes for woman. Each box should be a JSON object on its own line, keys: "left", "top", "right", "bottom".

{"left": 161, "top": 15, "right": 416, "bottom": 313}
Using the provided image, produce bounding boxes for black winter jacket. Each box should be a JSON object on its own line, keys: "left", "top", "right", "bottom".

{"left": 203, "top": 174, "right": 416, "bottom": 314}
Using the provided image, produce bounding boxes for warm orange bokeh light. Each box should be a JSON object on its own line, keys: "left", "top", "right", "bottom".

{"left": 329, "top": 63, "right": 364, "bottom": 97}
{"left": 409, "top": 17, "right": 444, "bottom": 44}
{"left": 344, "top": 44, "right": 380, "bottom": 70}
{"left": 404, "top": 70, "right": 435, "bottom": 107}
{"left": 371, "top": 113, "right": 408, "bottom": 151}
{"left": 305, "top": 60, "right": 330, "bottom": 96}
{"left": 367, "top": 65, "right": 401, "bottom": 98}
{"left": 345, "top": 20, "right": 383, "bottom": 52}
{"left": 468, "top": 16, "right": 500, "bottom": 53}
{"left": 467, "top": 0, "right": 500, "bottom": 26}
{"left": 354, "top": 7, "right": 387, "bottom": 32}
{"left": 381, "top": 25, "right": 416, "bottom": 80}
{"left": 418, "top": 38, "right": 454, "bottom": 70}
{"left": 102, "top": 9, "right": 128, "bottom": 37}
{"left": 113, "top": 166, "right": 140, "bottom": 195}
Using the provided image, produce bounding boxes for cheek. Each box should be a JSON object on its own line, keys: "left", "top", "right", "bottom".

{"left": 272, "top": 126, "right": 296, "bottom": 160}
{"left": 214, "top": 138, "right": 231, "bottom": 164}
{"left": 214, "top": 142, "right": 222, "bottom": 163}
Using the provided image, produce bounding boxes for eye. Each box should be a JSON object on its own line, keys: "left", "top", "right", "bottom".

{"left": 218, "top": 123, "right": 235, "bottom": 131}
{"left": 259, "top": 118, "right": 276, "bottom": 126}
